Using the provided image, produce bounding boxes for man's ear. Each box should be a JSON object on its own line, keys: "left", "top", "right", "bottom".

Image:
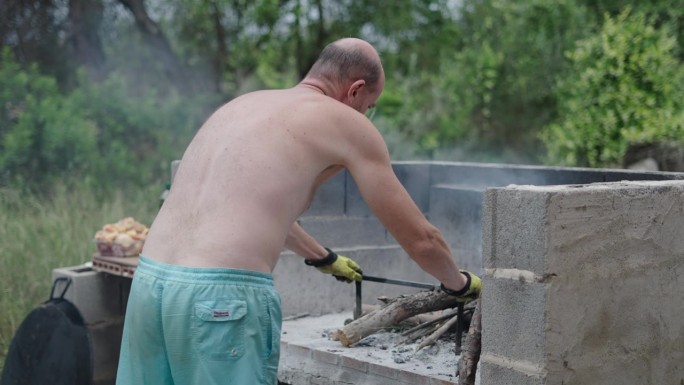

{"left": 347, "top": 79, "right": 366, "bottom": 99}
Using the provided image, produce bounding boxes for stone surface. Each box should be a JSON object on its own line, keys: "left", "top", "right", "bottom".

{"left": 278, "top": 312, "right": 470, "bottom": 385}
{"left": 481, "top": 180, "right": 684, "bottom": 385}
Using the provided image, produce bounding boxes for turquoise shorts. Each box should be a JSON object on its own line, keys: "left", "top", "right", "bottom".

{"left": 116, "top": 256, "right": 282, "bottom": 385}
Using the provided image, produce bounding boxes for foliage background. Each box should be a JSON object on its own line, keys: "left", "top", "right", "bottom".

{"left": 2, "top": 0, "right": 684, "bottom": 371}
{"left": 2, "top": 0, "right": 684, "bottom": 190}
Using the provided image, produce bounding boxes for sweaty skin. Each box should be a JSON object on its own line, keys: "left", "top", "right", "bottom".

{"left": 142, "top": 39, "right": 468, "bottom": 292}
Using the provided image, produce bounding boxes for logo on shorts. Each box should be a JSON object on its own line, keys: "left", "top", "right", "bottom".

{"left": 213, "top": 310, "right": 230, "bottom": 318}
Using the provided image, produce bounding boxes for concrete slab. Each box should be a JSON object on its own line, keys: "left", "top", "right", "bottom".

{"left": 297, "top": 216, "right": 389, "bottom": 248}
{"left": 305, "top": 172, "right": 346, "bottom": 216}
{"left": 429, "top": 184, "right": 485, "bottom": 274}
{"left": 278, "top": 312, "right": 478, "bottom": 385}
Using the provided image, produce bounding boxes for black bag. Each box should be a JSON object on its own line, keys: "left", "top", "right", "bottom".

{"left": 1, "top": 277, "right": 93, "bottom": 385}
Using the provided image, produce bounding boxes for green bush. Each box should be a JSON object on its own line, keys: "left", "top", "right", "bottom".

{"left": 541, "top": 9, "right": 684, "bottom": 167}
{"left": 0, "top": 49, "right": 97, "bottom": 188}
{"left": 0, "top": 49, "right": 210, "bottom": 190}
{"left": 78, "top": 73, "right": 210, "bottom": 188}
{"left": 377, "top": 0, "right": 589, "bottom": 163}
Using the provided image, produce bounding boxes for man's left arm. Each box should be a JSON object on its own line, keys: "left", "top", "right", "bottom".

{"left": 285, "top": 221, "right": 362, "bottom": 282}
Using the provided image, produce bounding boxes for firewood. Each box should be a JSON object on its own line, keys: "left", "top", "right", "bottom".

{"left": 400, "top": 308, "right": 458, "bottom": 337}
{"left": 457, "top": 299, "right": 482, "bottom": 385}
{"left": 334, "top": 289, "right": 462, "bottom": 347}
{"left": 397, "top": 308, "right": 458, "bottom": 345}
{"left": 416, "top": 312, "right": 461, "bottom": 351}
{"left": 398, "top": 320, "right": 440, "bottom": 346}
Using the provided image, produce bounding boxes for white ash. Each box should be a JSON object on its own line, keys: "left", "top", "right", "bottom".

{"left": 281, "top": 312, "right": 481, "bottom": 384}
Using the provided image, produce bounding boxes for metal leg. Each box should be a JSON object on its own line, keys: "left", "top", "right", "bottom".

{"left": 455, "top": 302, "right": 464, "bottom": 354}
{"left": 354, "top": 281, "right": 362, "bottom": 320}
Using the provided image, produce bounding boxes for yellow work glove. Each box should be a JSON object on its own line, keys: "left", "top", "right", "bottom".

{"left": 304, "top": 248, "right": 363, "bottom": 283}
{"left": 440, "top": 271, "right": 482, "bottom": 303}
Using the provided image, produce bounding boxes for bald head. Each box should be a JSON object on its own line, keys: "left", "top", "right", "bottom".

{"left": 305, "top": 38, "right": 384, "bottom": 91}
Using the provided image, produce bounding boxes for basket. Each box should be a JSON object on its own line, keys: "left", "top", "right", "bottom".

{"left": 95, "top": 240, "right": 142, "bottom": 258}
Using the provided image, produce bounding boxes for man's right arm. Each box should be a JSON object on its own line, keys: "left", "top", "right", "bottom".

{"left": 336, "top": 114, "right": 469, "bottom": 292}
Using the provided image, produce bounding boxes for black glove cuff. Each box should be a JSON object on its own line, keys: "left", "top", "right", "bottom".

{"left": 441, "top": 271, "right": 471, "bottom": 297}
{"left": 304, "top": 247, "right": 338, "bottom": 267}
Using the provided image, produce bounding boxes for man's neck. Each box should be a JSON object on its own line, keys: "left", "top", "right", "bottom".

{"left": 297, "top": 79, "right": 347, "bottom": 101}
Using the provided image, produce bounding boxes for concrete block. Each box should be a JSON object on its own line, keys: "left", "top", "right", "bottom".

{"left": 313, "top": 349, "right": 339, "bottom": 365}
{"left": 602, "top": 169, "right": 684, "bottom": 182}
{"left": 481, "top": 180, "right": 684, "bottom": 385}
{"left": 89, "top": 319, "right": 124, "bottom": 385}
{"left": 344, "top": 170, "right": 372, "bottom": 217}
{"left": 479, "top": 360, "right": 545, "bottom": 385}
{"left": 429, "top": 184, "right": 484, "bottom": 273}
{"left": 345, "top": 162, "right": 432, "bottom": 217}
{"left": 51, "top": 265, "right": 129, "bottom": 324}
{"left": 429, "top": 161, "right": 684, "bottom": 189}
{"left": 52, "top": 266, "right": 129, "bottom": 385}
{"left": 429, "top": 162, "right": 545, "bottom": 188}
{"left": 481, "top": 275, "right": 547, "bottom": 365}
{"left": 541, "top": 181, "right": 684, "bottom": 384}
{"left": 368, "top": 362, "right": 399, "bottom": 379}
{"left": 393, "top": 162, "right": 432, "bottom": 213}
{"left": 297, "top": 216, "right": 388, "bottom": 248}
{"left": 305, "top": 171, "right": 346, "bottom": 216}
{"left": 482, "top": 188, "right": 549, "bottom": 275}
{"left": 340, "top": 355, "right": 369, "bottom": 373}
{"left": 429, "top": 378, "right": 457, "bottom": 385}
{"left": 396, "top": 368, "right": 432, "bottom": 385}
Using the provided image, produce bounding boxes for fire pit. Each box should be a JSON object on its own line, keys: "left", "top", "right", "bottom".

{"left": 278, "top": 312, "right": 470, "bottom": 385}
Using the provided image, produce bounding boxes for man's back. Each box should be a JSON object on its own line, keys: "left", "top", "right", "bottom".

{"left": 118, "top": 37, "right": 478, "bottom": 385}
{"left": 142, "top": 87, "right": 350, "bottom": 272}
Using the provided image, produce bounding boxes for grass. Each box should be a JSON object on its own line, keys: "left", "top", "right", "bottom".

{"left": 0, "top": 181, "right": 161, "bottom": 373}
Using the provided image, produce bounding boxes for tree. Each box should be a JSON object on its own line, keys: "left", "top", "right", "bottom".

{"left": 66, "top": 0, "right": 107, "bottom": 82}
{"left": 0, "top": 0, "right": 73, "bottom": 87}
{"left": 379, "top": 0, "right": 590, "bottom": 163}
{"left": 541, "top": 9, "right": 684, "bottom": 167}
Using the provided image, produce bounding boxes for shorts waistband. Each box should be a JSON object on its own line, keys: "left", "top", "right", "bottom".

{"left": 137, "top": 255, "right": 274, "bottom": 286}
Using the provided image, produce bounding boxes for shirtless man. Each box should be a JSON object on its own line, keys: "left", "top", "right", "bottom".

{"left": 116, "top": 37, "right": 481, "bottom": 385}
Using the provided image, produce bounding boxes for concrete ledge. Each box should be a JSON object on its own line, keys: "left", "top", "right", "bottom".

{"left": 479, "top": 359, "right": 544, "bottom": 385}
{"left": 51, "top": 266, "right": 130, "bottom": 324}
{"left": 278, "top": 313, "right": 459, "bottom": 385}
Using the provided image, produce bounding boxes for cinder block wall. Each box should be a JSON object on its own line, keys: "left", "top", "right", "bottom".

{"left": 271, "top": 161, "right": 683, "bottom": 316}
{"left": 481, "top": 180, "right": 684, "bottom": 384}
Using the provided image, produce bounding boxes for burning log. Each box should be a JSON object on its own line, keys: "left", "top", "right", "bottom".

{"left": 457, "top": 299, "right": 481, "bottom": 384}
{"left": 334, "top": 289, "right": 462, "bottom": 347}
